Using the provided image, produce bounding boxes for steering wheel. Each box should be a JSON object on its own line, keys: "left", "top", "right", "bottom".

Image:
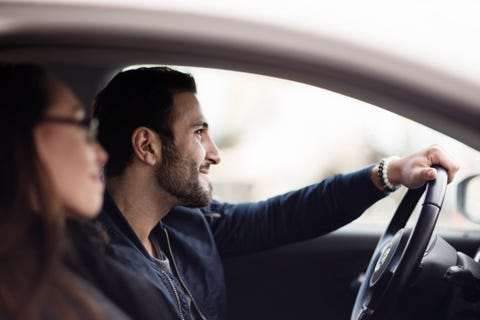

{"left": 351, "top": 166, "right": 448, "bottom": 320}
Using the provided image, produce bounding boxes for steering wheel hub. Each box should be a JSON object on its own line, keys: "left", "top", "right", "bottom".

{"left": 370, "top": 229, "right": 411, "bottom": 287}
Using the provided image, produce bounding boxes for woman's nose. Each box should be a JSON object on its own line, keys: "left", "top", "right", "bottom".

{"left": 95, "top": 142, "right": 109, "bottom": 166}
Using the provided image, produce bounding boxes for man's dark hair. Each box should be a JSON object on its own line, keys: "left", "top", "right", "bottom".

{"left": 93, "top": 66, "right": 197, "bottom": 177}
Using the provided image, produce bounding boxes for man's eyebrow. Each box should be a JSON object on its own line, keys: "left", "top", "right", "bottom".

{"left": 192, "top": 121, "right": 209, "bottom": 129}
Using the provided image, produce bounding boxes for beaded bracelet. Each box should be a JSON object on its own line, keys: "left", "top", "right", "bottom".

{"left": 377, "top": 156, "right": 400, "bottom": 192}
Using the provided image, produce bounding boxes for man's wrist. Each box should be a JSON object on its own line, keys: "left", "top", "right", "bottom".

{"left": 376, "top": 156, "right": 401, "bottom": 192}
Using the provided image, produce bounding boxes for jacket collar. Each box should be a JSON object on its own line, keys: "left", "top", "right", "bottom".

{"left": 99, "top": 192, "right": 155, "bottom": 258}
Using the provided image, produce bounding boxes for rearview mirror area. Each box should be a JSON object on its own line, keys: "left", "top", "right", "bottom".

{"left": 457, "top": 174, "right": 480, "bottom": 224}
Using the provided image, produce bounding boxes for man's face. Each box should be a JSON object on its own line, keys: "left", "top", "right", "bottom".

{"left": 155, "top": 92, "right": 221, "bottom": 208}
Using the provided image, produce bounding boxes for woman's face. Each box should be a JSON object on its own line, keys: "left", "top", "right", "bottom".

{"left": 34, "top": 77, "right": 108, "bottom": 219}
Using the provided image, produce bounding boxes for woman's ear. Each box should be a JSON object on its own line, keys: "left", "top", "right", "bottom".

{"left": 131, "top": 127, "right": 161, "bottom": 166}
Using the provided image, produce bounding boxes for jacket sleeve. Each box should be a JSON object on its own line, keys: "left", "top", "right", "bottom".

{"left": 205, "top": 165, "right": 387, "bottom": 257}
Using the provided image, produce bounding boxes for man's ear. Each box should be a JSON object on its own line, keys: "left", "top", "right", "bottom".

{"left": 131, "top": 127, "right": 161, "bottom": 166}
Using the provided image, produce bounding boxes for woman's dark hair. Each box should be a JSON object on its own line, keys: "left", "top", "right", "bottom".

{"left": 0, "top": 63, "right": 101, "bottom": 320}
{"left": 93, "top": 66, "right": 197, "bottom": 177}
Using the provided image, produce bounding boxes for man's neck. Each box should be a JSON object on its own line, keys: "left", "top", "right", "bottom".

{"left": 106, "top": 172, "right": 176, "bottom": 257}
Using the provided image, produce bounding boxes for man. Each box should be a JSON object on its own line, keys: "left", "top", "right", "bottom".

{"left": 93, "top": 67, "right": 459, "bottom": 320}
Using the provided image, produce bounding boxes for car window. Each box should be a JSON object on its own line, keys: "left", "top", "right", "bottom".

{"left": 129, "top": 65, "right": 480, "bottom": 231}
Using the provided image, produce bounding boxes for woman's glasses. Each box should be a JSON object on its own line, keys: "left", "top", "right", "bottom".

{"left": 39, "top": 117, "right": 99, "bottom": 140}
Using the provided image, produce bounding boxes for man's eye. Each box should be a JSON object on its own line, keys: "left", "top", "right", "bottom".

{"left": 195, "top": 129, "right": 204, "bottom": 135}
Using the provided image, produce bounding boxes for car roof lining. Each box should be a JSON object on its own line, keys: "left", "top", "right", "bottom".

{"left": 1, "top": 12, "right": 479, "bottom": 150}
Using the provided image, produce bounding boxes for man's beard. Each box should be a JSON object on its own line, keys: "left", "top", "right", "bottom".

{"left": 154, "top": 140, "right": 212, "bottom": 208}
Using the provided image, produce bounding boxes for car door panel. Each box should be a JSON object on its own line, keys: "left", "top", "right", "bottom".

{"left": 223, "top": 228, "right": 480, "bottom": 320}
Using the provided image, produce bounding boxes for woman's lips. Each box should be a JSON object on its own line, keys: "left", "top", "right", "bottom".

{"left": 90, "top": 172, "right": 103, "bottom": 182}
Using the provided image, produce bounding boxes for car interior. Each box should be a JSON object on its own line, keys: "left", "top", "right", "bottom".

{"left": 2, "top": 2, "right": 480, "bottom": 319}
{"left": 35, "top": 62, "right": 480, "bottom": 320}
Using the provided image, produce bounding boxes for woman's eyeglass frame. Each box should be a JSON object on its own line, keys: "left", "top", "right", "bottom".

{"left": 39, "top": 117, "right": 99, "bottom": 140}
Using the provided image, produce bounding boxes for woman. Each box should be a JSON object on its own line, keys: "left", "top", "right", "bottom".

{"left": 0, "top": 63, "right": 176, "bottom": 320}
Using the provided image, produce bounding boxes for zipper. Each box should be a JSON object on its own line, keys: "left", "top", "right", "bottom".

{"left": 160, "top": 269, "right": 185, "bottom": 320}
{"left": 163, "top": 228, "right": 207, "bottom": 320}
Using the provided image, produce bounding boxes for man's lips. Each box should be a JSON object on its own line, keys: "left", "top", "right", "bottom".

{"left": 199, "top": 163, "right": 210, "bottom": 175}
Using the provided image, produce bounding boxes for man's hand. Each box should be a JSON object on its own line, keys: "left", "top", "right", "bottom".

{"left": 372, "top": 145, "right": 460, "bottom": 191}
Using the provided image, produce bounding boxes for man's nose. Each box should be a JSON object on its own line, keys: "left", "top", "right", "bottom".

{"left": 205, "top": 136, "right": 221, "bottom": 165}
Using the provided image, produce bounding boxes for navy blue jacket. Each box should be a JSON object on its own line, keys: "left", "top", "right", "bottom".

{"left": 98, "top": 166, "right": 386, "bottom": 320}
{"left": 65, "top": 221, "right": 178, "bottom": 320}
